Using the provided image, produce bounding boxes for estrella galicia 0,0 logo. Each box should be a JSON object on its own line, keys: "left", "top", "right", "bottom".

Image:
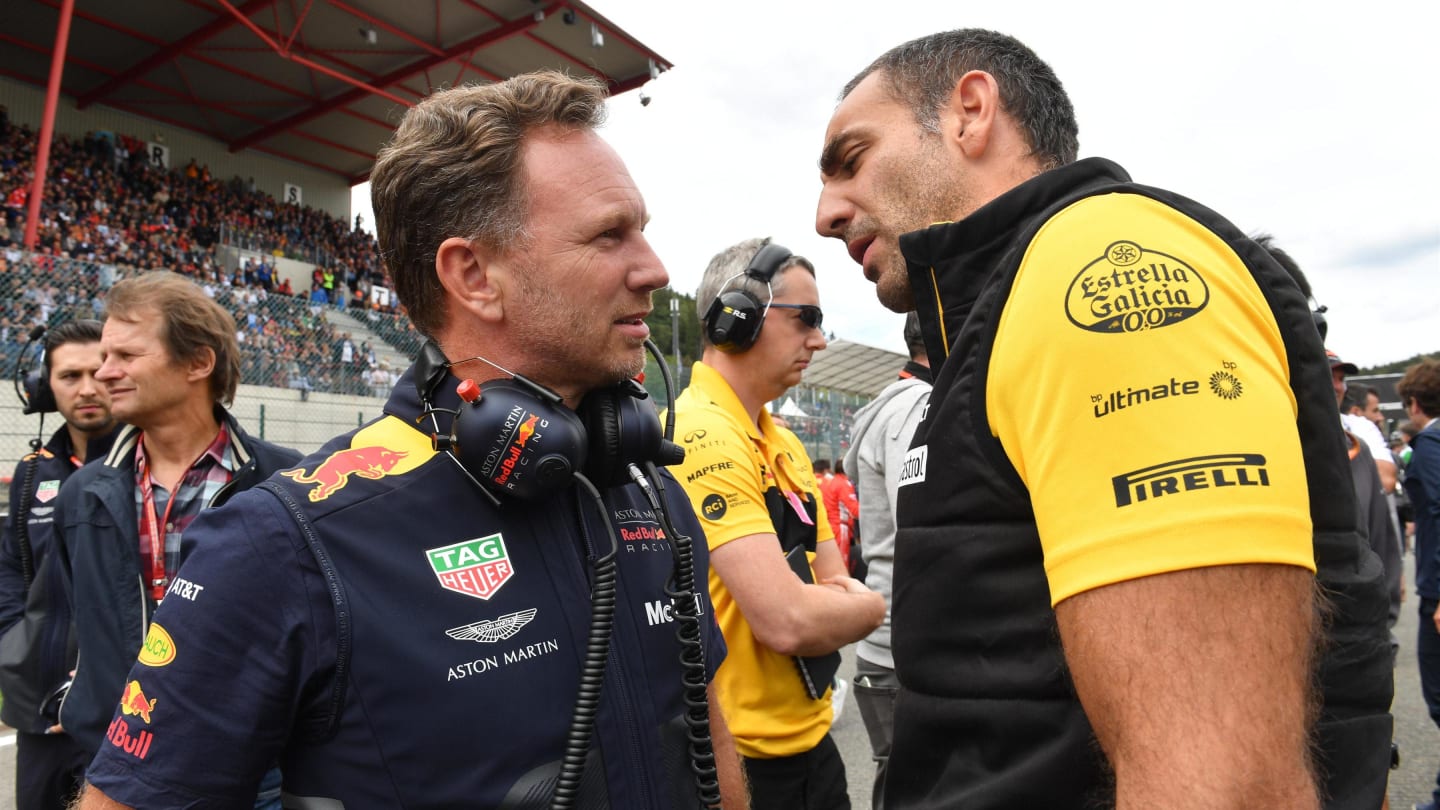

{"left": 1066, "top": 240, "right": 1209, "bottom": 334}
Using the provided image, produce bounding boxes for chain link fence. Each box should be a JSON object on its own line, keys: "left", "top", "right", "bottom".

{"left": 0, "top": 249, "right": 430, "bottom": 511}
{"left": 780, "top": 383, "right": 871, "bottom": 468}
{"left": 0, "top": 248, "right": 875, "bottom": 511}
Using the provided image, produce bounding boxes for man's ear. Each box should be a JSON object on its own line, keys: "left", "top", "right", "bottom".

{"left": 186, "top": 346, "right": 216, "bottom": 384}
{"left": 944, "top": 69, "right": 1002, "bottom": 158}
{"left": 435, "top": 237, "right": 507, "bottom": 324}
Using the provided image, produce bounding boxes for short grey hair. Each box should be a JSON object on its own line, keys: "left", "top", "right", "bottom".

{"left": 695, "top": 238, "right": 816, "bottom": 348}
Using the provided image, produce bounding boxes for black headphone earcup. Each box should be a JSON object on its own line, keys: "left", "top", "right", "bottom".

{"left": 447, "top": 380, "right": 589, "bottom": 500}
{"left": 704, "top": 289, "right": 764, "bottom": 354}
{"left": 21, "top": 347, "right": 57, "bottom": 416}
{"left": 578, "top": 384, "right": 670, "bottom": 488}
{"left": 579, "top": 388, "right": 625, "bottom": 487}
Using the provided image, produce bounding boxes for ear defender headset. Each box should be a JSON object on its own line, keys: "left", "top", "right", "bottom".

{"left": 414, "top": 341, "right": 685, "bottom": 502}
{"left": 413, "top": 340, "right": 718, "bottom": 809}
{"left": 702, "top": 241, "right": 795, "bottom": 353}
{"left": 1311, "top": 300, "right": 1329, "bottom": 343}
{"left": 14, "top": 325, "right": 57, "bottom": 416}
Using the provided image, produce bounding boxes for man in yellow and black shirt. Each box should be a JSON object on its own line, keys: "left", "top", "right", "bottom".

{"left": 815, "top": 29, "right": 1392, "bottom": 810}
{"left": 671, "top": 238, "right": 886, "bottom": 810}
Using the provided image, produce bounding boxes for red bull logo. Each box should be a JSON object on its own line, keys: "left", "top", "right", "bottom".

{"left": 106, "top": 716, "right": 154, "bottom": 760}
{"left": 492, "top": 415, "right": 544, "bottom": 487}
{"left": 120, "top": 680, "right": 156, "bottom": 724}
{"left": 516, "top": 415, "right": 539, "bottom": 446}
{"left": 282, "top": 446, "right": 410, "bottom": 502}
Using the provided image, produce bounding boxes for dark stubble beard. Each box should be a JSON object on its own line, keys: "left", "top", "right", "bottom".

{"left": 508, "top": 258, "right": 647, "bottom": 393}
{"left": 872, "top": 131, "right": 972, "bottom": 314}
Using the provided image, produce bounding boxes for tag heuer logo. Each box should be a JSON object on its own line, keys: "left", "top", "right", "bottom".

{"left": 426, "top": 534, "right": 514, "bottom": 600}
{"left": 35, "top": 480, "right": 60, "bottom": 503}
{"left": 446, "top": 608, "right": 538, "bottom": 643}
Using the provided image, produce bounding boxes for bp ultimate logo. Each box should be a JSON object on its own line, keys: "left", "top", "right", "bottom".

{"left": 1112, "top": 452, "right": 1270, "bottom": 507}
{"left": 1066, "top": 240, "right": 1210, "bottom": 333}
{"left": 426, "top": 534, "right": 514, "bottom": 600}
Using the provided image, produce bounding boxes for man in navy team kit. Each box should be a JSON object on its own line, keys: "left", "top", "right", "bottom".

{"left": 76, "top": 71, "right": 743, "bottom": 810}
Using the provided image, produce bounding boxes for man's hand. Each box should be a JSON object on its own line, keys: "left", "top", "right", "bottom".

{"left": 76, "top": 785, "right": 134, "bottom": 809}
{"left": 819, "top": 574, "right": 872, "bottom": 595}
{"left": 1432, "top": 601, "right": 1439, "bottom": 635}
{"left": 710, "top": 533, "right": 885, "bottom": 657}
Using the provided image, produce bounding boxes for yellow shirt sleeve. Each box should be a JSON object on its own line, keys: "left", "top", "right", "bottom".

{"left": 988, "top": 192, "right": 1316, "bottom": 606}
{"left": 670, "top": 405, "right": 777, "bottom": 551}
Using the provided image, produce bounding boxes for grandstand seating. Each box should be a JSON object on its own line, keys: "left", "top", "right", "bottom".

{"left": 0, "top": 111, "right": 423, "bottom": 396}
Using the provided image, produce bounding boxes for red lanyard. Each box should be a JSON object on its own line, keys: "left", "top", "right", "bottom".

{"left": 136, "top": 438, "right": 179, "bottom": 603}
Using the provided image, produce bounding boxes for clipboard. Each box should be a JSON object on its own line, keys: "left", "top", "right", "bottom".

{"left": 784, "top": 545, "right": 842, "bottom": 700}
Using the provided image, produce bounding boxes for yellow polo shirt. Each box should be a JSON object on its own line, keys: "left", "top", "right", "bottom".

{"left": 669, "top": 362, "right": 835, "bottom": 758}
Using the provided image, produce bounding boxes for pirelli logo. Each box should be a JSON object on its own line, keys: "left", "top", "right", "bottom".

{"left": 1112, "top": 453, "right": 1269, "bottom": 508}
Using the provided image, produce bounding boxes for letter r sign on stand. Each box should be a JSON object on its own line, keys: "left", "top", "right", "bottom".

{"left": 147, "top": 142, "right": 169, "bottom": 169}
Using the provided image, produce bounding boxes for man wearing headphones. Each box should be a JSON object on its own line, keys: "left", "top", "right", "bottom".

{"left": 0, "top": 320, "right": 117, "bottom": 810}
{"left": 75, "top": 72, "right": 742, "bottom": 810}
{"left": 672, "top": 237, "right": 886, "bottom": 810}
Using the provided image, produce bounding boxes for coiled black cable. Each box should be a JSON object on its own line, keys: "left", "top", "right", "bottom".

{"left": 637, "top": 338, "right": 721, "bottom": 807}
{"left": 550, "top": 472, "right": 620, "bottom": 810}
{"left": 633, "top": 462, "right": 720, "bottom": 807}
{"left": 14, "top": 441, "right": 42, "bottom": 586}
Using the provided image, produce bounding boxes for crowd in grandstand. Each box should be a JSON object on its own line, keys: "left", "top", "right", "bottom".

{"left": 0, "top": 107, "right": 420, "bottom": 397}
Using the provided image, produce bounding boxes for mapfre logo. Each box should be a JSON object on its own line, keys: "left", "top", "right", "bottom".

{"left": 1066, "top": 241, "right": 1209, "bottom": 333}
{"left": 1112, "top": 452, "right": 1270, "bottom": 507}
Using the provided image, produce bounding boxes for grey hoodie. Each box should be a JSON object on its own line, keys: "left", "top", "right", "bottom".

{"left": 844, "top": 374, "right": 930, "bottom": 669}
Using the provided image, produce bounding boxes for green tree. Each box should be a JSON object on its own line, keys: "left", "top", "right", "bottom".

{"left": 645, "top": 288, "right": 703, "bottom": 370}
{"left": 642, "top": 288, "right": 704, "bottom": 402}
{"left": 1361, "top": 351, "right": 1439, "bottom": 375}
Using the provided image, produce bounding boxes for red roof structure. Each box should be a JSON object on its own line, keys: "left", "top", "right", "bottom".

{"left": 2, "top": 0, "right": 670, "bottom": 183}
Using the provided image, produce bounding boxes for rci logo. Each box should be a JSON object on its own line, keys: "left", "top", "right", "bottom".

{"left": 1065, "top": 240, "right": 1209, "bottom": 334}
{"left": 701, "top": 493, "right": 728, "bottom": 522}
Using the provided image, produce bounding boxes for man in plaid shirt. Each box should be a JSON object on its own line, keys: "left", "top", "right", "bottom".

{"left": 53, "top": 272, "right": 300, "bottom": 808}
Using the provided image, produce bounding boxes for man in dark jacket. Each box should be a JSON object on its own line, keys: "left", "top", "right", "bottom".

{"left": 815, "top": 28, "right": 1391, "bottom": 810}
{"left": 0, "top": 319, "right": 117, "bottom": 810}
{"left": 53, "top": 272, "right": 299, "bottom": 807}
{"left": 1398, "top": 358, "right": 1440, "bottom": 810}
{"left": 73, "top": 73, "right": 744, "bottom": 810}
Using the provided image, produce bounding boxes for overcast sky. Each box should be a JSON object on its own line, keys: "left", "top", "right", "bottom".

{"left": 354, "top": 0, "right": 1439, "bottom": 368}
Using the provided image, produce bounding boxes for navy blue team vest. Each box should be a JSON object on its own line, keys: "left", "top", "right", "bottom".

{"left": 266, "top": 374, "right": 717, "bottom": 810}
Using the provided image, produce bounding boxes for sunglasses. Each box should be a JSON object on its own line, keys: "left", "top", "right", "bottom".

{"left": 769, "top": 303, "right": 824, "bottom": 331}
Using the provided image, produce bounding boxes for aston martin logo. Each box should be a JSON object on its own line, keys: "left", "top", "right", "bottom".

{"left": 445, "top": 609, "right": 538, "bottom": 643}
